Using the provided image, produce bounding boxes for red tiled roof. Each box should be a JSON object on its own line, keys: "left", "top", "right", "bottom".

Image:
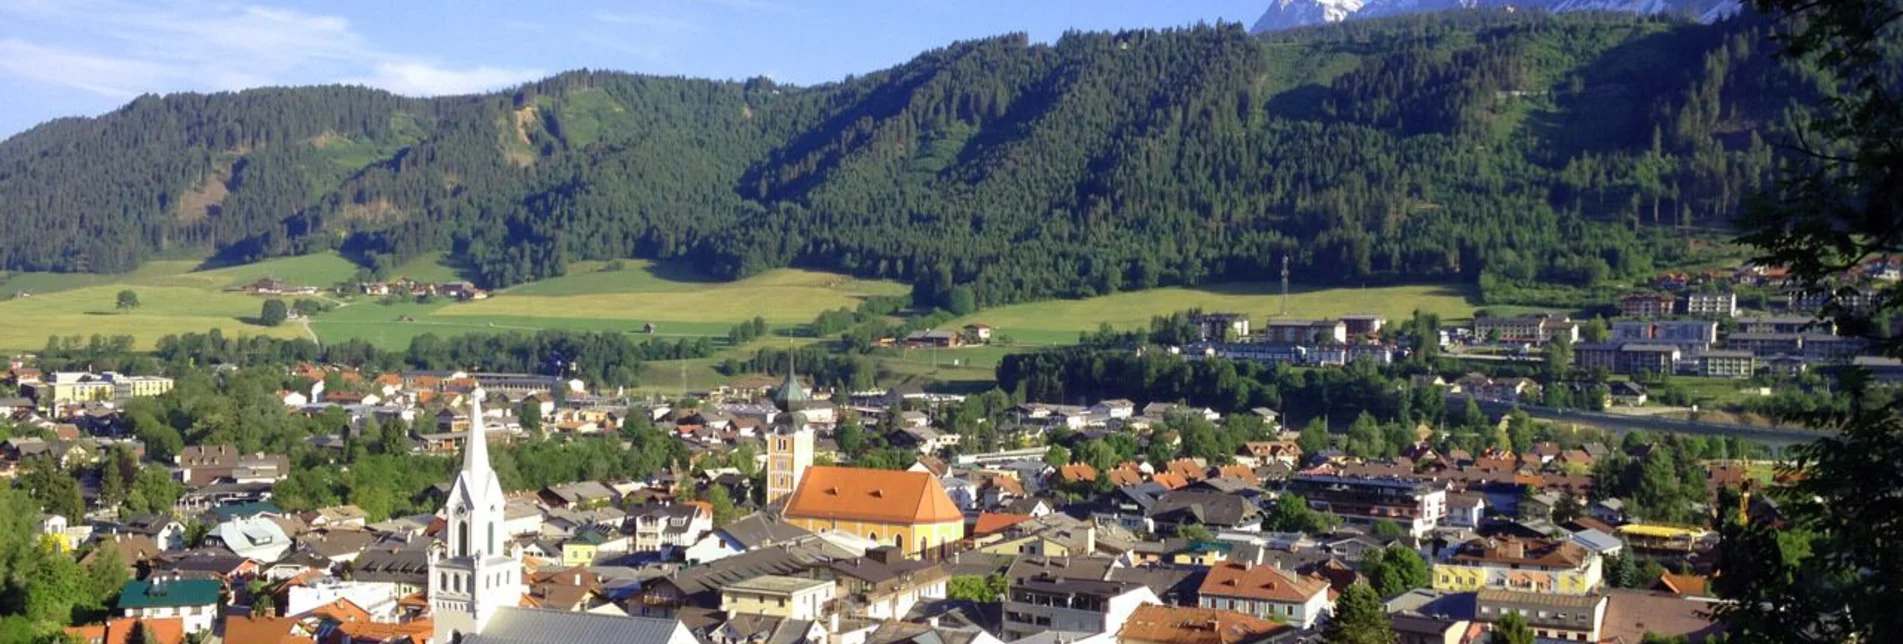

{"left": 66, "top": 617, "right": 185, "bottom": 644}
{"left": 1199, "top": 562, "right": 1330, "bottom": 603}
{"left": 1117, "top": 604, "right": 1286, "bottom": 644}
{"left": 972, "top": 512, "right": 1033, "bottom": 536}
{"left": 783, "top": 466, "right": 964, "bottom": 525}
{"left": 1058, "top": 463, "right": 1098, "bottom": 483}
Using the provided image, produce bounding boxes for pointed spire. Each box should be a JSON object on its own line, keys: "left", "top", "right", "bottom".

{"left": 464, "top": 387, "right": 490, "bottom": 475}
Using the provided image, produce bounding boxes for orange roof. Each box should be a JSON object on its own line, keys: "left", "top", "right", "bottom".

{"left": 374, "top": 374, "right": 402, "bottom": 386}
{"left": 1058, "top": 463, "right": 1098, "bottom": 483}
{"left": 1152, "top": 472, "right": 1190, "bottom": 490}
{"left": 783, "top": 466, "right": 964, "bottom": 525}
{"left": 1215, "top": 465, "right": 1259, "bottom": 484}
{"left": 1657, "top": 572, "right": 1711, "bottom": 597}
{"left": 223, "top": 615, "right": 311, "bottom": 644}
{"left": 1199, "top": 562, "right": 1331, "bottom": 603}
{"left": 972, "top": 512, "right": 1033, "bottom": 536}
{"left": 308, "top": 598, "right": 373, "bottom": 623}
{"left": 66, "top": 618, "right": 185, "bottom": 644}
{"left": 1167, "top": 459, "right": 1208, "bottom": 481}
{"left": 1109, "top": 463, "right": 1145, "bottom": 486}
{"left": 335, "top": 618, "right": 432, "bottom": 642}
{"left": 1116, "top": 604, "right": 1286, "bottom": 644}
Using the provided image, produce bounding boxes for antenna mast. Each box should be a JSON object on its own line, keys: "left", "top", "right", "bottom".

{"left": 1280, "top": 255, "right": 1291, "bottom": 316}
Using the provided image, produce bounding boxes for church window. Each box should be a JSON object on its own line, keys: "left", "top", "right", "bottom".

{"left": 457, "top": 521, "right": 469, "bottom": 557}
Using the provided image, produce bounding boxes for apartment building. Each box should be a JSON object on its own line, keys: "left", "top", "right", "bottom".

{"left": 1286, "top": 474, "right": 1446, "bottom": 538}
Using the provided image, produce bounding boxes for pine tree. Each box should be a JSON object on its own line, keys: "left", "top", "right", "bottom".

{"left": 1322, "top": 583, "right": 1397, "bottom": 644}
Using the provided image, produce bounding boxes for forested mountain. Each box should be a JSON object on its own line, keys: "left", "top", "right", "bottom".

{"left": 1249, "top": 0, "right": 1743, "bottom": 33}
{"left": 0, "top": 11, "right": 1819, "bottom": 308}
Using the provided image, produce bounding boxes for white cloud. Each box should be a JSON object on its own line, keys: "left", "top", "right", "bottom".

{"left": 0, "top": 39, "right": 168, "bottom": 98}
{"left": 0, "top": 0, "right": 541, "bottom": 100}
{"left": 594, "top": 11, "right": 699, "bottom": 31}
{"left": 354, "top": 61, "right": 543, "bottom": 96}
{"left": 696, "top": 0, "right": 788, "bottom": 13}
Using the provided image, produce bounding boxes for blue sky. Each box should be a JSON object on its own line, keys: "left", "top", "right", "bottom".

{"left": 0, "top": 0, "right": 1265, "bottom": 138}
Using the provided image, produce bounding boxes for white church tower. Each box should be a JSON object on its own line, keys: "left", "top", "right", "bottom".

{"left": 431, "top": 389, "right": 522, "bottom": 643}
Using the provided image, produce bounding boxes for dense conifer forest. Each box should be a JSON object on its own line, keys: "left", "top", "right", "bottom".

{"left": 0, "top": 12, "right": 1818, "bottom": 307}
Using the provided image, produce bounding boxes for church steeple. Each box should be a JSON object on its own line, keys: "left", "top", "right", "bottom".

{"left": 432, "top": 387, "right": 521, "bottom": 642}
{"left": 463, "top": 388, "right": 492, "bottom": 477}
{"left": 772, "top": 351, "right": 808, "bottom": 412}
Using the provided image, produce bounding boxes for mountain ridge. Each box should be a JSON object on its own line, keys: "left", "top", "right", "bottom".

{"left": 1250, "top": 0, "right": 1735, "bottom": 32}
{"left": 0, "top": 12, "right": 1812, "bottom": 310}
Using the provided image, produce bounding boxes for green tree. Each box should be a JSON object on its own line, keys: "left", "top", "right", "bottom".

{"left": 1493, "top": 613, "right": 1535, "bottom": 644}
{"left": 83, "top": 545, "right": 129, "bottom": 612}
{"left": 115, "top": 290, "right": 139, "bottom": 312}
{"left": 947, "top": 574, "right": 1009, "bottom": 602}
{"left": 703, "top": 485, "right": 738, "bottom": 528}
{"left": 1362, "top": 546, "right": 1431, "bottom": 598}
{"left": 519, "top": 401, "right": 543, "bottom": 433}
{"left": 122, "top": 466, "right": 182, "bottom": 516}
{"left": 20, "top": 459, "right": 83, "bottom": 521}
{"left": 1044, "top": 444, "right": 1072, "bottom": 468}
{"left": 946, "top": 286, "right": 977, "bottom": 316}
{"left": 1298, "top": 418, "right": 1330, "bottom": 455}
{"left": 1322, "top": 583, "right": 1397, "bottom": 644}
{"left": 1370, "top": 520, "right": 1408, "bottom": 540}
{"left": 1267, "top": 494, "right": 1340, "bottom": 535}
{"left": 259, "top": 299, "right": 288, "bottom": 327}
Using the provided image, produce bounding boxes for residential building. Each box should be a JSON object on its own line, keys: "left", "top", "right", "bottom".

{"left": 631, "top": 503, "right": 713, "bottom": 553}
{"left": 1804, "top": 334, "right": 1868, "bottom": 363}
{"left": 1475, "top": 589, "right": 1608, "bottom": 643}
{"left": 1261, "top": 319, "right": 1347, "bottom": 344}
{"left": 1685, "top": 291, "right": 1738, "bottom": 317}
{"left": 1738, "top": 316, "right": 1833, "bottom": 334}
{"left": 1197, "top": 561, "right": 1333, "bottom": 629}
{"left": 1116, "top": 604, "right": 1287, "bottom": 644}
{"left": 1610, "top": 321, "right": 1718, "bottom": 352}
{"left": 827, "top": 547, "right": 949, "bottom": 620}
{"left": 1694, "top": 350, "right": 1756, "bottom": 379}
{"left": 1474, "top": 314, "right": 1576, "bottom": 345}
{"left": 1618, "top": 293, "right": 1676, "bottom": 318}
{"left": 1575, "top": 343, "right": 1681, "bottom": 375}
{"left": 780, "top": 466, "right": 964, "bottom": 560}
{"left": 719, "top": 575, "right": 836, "bottom": 620}
{"left": 1287, "top": 474, "right": 1446, "bottom": 538}
{"left": 116, "top": 576, "right": 221, "bottom": 635}
{"left": 1617, "top": 344, "right": 1680, "bottom": 375}
{"left": 1002, "top": 568, "right": 1160, "bottom": 641}
{"left": 1189, "top": 313, "right": 1250, "bottom": 341}
{"left": 1341, "top": 314, "right": 1386, "bottom": 338}
{"left": 1727, "top": 332, "right": 1805, "bottom": 357}
{"left": 1433, "top": 537, "right": 1603, "bottom": 595}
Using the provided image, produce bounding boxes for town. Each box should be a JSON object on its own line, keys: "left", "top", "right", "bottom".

{"left": 0, "top": 0, "right": 1896, "bottom": 642}
{"left": 0, "top": 322, "right": 1768, "bottom": 644}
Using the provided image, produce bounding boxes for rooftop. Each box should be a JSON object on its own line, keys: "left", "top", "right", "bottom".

{"left": 1116, "top": 604, "right": 1286, "bottom": 644}
{"left": 725, "top": 574, "right": 832, "bottom": 596}
{"left": 782, "top": 466, "right": 963, "bottom": 525}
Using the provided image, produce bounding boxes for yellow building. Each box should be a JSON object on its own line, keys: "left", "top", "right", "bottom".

{"left": 781, "top": 466, "right": 964, "bottom": 560}
{"left": 765, "top": 425, "right": 814, "bottom": 506}
{"left": 1433, "top": 537, "right": 1602, "bottom": 595}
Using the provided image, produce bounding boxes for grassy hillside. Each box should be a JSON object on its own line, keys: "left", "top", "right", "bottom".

{"left": 950, "top": 283, "right": 1480, "bottom": 345}
{"left": 0, "top": 284, "right": 306, "bottom": 350}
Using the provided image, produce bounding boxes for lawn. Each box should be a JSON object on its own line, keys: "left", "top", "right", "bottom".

{"left": 0, "top": 284, "right": 304, "bottom": 350}
{"left": 385, "top": 251, "right": 465, "bottom": 283}
{"left": 453, "top": 263, "right": 909, "bottom": 323}
{"left": 950, "top": 282, "right": 1481, "bottom": 346}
